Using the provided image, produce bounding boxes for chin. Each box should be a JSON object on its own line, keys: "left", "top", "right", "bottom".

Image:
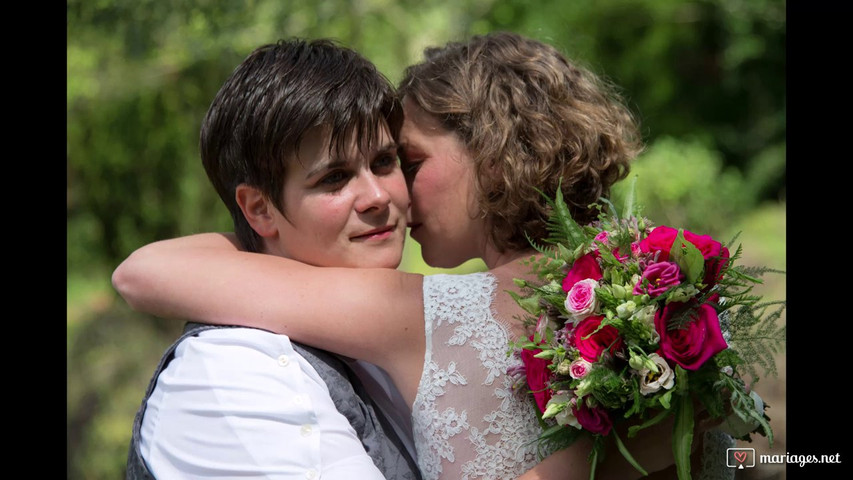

{"left": 355, "top": 251, "right": 403, "bottom": 269}
{"left": 380, "top": 253, "right": 403, "bottom": 269}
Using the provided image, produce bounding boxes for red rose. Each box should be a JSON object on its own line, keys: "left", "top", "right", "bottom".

{"left": 574, "top": 316, "right": 623, "bottom": 362}
{"left": 574, "top": 401, "right": 612, "bottom": 436}
{"left": 638, "top": 226, "right": 679, "bottom": 261}
{"left": 654, "top": 302, "right": 728, "bottom": 370}
{"left": 639, "top": 226, "right": 729, "bottom": 287}
{"left": 562, "top": 253, "right": 603, "bottom": 293}
{"left": 683, "top": 230, "right": 730, "bottom": 286}
{"left": 520, "top": 336, "right": 552, "bottom": 413}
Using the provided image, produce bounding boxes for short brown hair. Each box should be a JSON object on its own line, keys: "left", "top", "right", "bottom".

{"left": 399, "top": 32, "right": 642, "bottom": 252}
{"left": 201, "top": 38, "right": 402, "bottom": 252}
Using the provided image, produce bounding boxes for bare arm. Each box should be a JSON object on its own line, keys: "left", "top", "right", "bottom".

{"left": 112, "top": 232, "right": 426, "bottom": 401}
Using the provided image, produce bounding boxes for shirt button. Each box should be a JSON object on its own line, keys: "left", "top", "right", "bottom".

{"left": 305, "top": 469, "right": 317, "bottom": 479}
{"left": 300, "top": 424, "right": 313, "bottom": 437}
{"left": 277, "top": 354, "right": 290, "bottom": 367}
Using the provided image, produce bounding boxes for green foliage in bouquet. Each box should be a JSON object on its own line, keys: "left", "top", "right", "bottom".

{"left": 508, "top": 177, "right": 785, "bottom": 479}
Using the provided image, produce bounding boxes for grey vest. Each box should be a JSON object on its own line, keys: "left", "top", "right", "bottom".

{"left": 126, "top": 323, "right": 421, "bottom": 480}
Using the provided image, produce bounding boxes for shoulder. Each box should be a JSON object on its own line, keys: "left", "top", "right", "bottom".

{"left": 146, "top": 329, "right": 334, "bottom": 429}
{"left": 165, "top": 327, "right": 332, "bottom": 389}
{"left": 422, "top": 272, "right": 496, "bottom": 298}
{"left": 421, "top": 272, "right": 497, "bottom": 323}
{"left": 141, "top": 327, "right": 379, "bottom": 478}
{"left": 179, "top": 326, "right": 297, "bottom": 358}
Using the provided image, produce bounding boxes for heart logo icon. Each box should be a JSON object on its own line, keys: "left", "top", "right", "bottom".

{"left": 734, "top": 451, "right": 748, "bottom": 464}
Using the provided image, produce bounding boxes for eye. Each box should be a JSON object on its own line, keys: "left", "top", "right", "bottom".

{"left": 371, "top": 153, "right": 398, "bottom": 174}
{"left": 318, "top": 170, "right": 350, "bottom": 187}
{"left": 401, "top": 158, "right": 422, "bottom": 177}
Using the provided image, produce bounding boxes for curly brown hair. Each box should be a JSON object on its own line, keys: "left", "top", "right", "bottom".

{"left": 398, "top": 31, "right": 643, "bottom": 253}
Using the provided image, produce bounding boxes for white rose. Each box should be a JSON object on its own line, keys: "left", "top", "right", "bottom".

{"left": 639, "top": 353, "right": 676, "bottom": 395}
{"left": 569, "top": 358, "right": 593, "bottom": 379}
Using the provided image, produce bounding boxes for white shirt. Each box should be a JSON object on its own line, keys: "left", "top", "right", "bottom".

{"left": 140, "top": 327, "right": 385, "bottom": 479}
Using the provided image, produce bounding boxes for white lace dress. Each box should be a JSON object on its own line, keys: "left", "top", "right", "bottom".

{"left": 411, "top": 272, "right": 735, "bottom": 480}
{"left": 412, "top": 273, "right": 545, "bottom": 480}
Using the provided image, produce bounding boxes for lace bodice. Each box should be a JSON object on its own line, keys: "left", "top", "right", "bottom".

{"left": 412, "top": 273, "right": 546, "bottom": 480}
{"left": 410, "top": 272, "right": 735, "bottom": 480}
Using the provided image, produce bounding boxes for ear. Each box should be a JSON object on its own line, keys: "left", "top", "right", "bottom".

{"left": 235, "top": 184, "right": 279, "bottom": 239}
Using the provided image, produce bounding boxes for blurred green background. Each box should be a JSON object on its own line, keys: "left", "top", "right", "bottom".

{"left": 67, "top": 1, "right": 786, "bottom": 478}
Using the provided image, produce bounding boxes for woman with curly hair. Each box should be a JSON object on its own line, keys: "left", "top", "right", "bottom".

{"left": 114, "top": 32, "right": 729, "bottom": 479}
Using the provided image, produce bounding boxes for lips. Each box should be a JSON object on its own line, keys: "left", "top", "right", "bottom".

{"left": 351, "top": 225, "right": 395, "bottom": 241}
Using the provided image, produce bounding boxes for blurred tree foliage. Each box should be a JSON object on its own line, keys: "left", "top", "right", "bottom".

{"left": 67, "top": 1, "right": 785, "bottom": 478}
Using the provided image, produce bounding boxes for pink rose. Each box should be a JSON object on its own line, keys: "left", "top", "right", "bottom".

{"left": 562, "top": 253, "right": 603, "bottom": 293}
{"left": 574, "top": 401, "right": 612, "bottom": 436}
{"left": 520, "top": 336, "right": 553, "bottom": 413}
{"left": 634, "top": 261, "right": 684, "bottom": 297}
{"left": 565, "top": 278, "right": 599, "bottom": 321}
{"left": 654, "top": 302, "right": 728, "bottom": 370}
{"left": 569, "top": 358, "right": 593, "bottom": 379}
{"left": 574, "top": 316, "right": 624, "bottom": 362}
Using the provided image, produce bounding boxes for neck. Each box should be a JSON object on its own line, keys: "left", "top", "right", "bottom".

{"left": 481, "top": 243, "right": 535, "bottom": 270}
{"left": 261, "top": 239, "right": 291, "bottom": 260}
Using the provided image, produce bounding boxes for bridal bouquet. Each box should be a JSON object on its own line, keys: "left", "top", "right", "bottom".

{"left": 508, "top": 179, "right": 785, "bottom": 479}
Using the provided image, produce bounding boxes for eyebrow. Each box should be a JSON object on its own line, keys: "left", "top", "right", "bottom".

{"left": 304, "top": 142, "right": 398, "bottom": 179}
{"left": 304, "top": 159, "right": 348, "bottom": 180}
{"left": 396, "top": 141, "right": 420, "bottom": 161}
{"left": 372, "top": 142, "right": 398, "bottom": 157}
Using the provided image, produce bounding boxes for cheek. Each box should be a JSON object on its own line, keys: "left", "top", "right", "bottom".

{"left": 410, "top": 165, "right": 441, "bottom": 209}
{"left": 302, "top": 198, "right": 351, "bottom": 240}
{"left": 419, "top": 162, "right": 469, "bottom": 209}
{"left": 383, "top": 172, "right": 410, "bottom": 211}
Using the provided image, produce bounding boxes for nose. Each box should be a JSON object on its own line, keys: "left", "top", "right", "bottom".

{"left": 354, "top": 172, "right": 391, "bottom": 213}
